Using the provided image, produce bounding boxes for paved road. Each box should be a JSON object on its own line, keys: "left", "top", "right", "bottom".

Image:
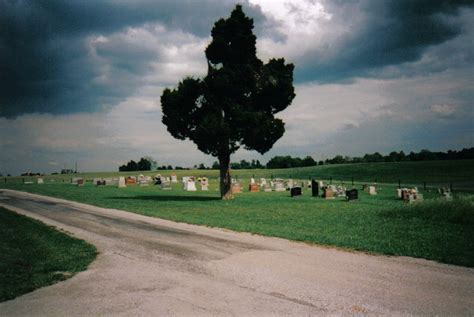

{"left": 0, "top": 189, "right": 473, "bottom": 316}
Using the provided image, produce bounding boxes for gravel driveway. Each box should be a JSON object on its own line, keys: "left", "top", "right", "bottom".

{"left": 0, "top": 189, "right": 473, "bottom": 316}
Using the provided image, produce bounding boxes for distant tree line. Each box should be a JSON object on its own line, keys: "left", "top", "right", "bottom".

{"left": 266, "top": 156, "right": 317, "bottom": 169}
{"left": 322, "top": 148, "right": 474, "bottom": 165}
{"left": 119, "top": 157, "right": 188, "bottom": 171}
{"left": 21, "top": 172, "right": 43, "bottom": 176}
{"left": 119, "top": 157, "right": 156, "bottom": 171}
{"left": 118, "top": 148, "right": 473, "bottom": 171}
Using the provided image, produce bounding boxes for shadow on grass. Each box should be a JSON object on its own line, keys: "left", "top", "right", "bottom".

{"left": 106, "top": 195, "right": 221, "bottom": 202}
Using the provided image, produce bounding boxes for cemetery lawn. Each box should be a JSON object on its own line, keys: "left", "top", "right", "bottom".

{"left": 0, "top": 207, "right": 97, "bottom": 302}
{"left": 2, "top": 183, "right": 473, "bottom": 267}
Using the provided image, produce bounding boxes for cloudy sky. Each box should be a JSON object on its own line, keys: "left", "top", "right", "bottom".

{"left": 1, "top": 0, "right": 473, "bottom": 175}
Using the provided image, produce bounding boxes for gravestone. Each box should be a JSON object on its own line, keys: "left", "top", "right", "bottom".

{"left": 346, "top": 189, "right": 358, "bottom": 201}
{"left": 250, "top": 177, "right": 255, "bottom": 184}
{"left": 71, "top": 177, "right": 81, "bottom": 185}
{"left": 231, "top": 182, "right": 242, "bottom": 194}
{"left": 37, "top": 178, "right": 44, "bottom": 184}
{"left": 323, "top": 187, "right": 334, "bottom": 199}
{"left": 77, "top": 179, "right": 84, "bottom": 187}
{"left": 125, "top": 177, "right": 136, "bottom": 185}
{"left": 185, "top": 178, "right": 197, "bottom": 191}
{"left": 171, "top": 174, "right": 178, "bottom": 183}
{"left": 401, "top": 189, "right": 410, "bottom": 201}
{"left": 368, "top": 186, "right": 377, "bottom": 195}
{"left": 118, "top": 177, "right": 126, "bottom": 188}
{"left": 201, "top": 177, "right": 209, "bottom": 191}
{"left": 263, "top": 183, "right": 272, "bottom": 192}
{"left": 249, "top": 183, "right": 259, "bottom": 192}
{"left": 396, "top": 188, "right": 403, "bottom": 198}
{"left": 438, "top": 187, "right": 452, "bottom": 200}
{"left": 291, "top": 186, "right": 302, "bottom": 197}
{"left": 318, "top": 181, "right": 324, "bottom": 189}
{"left": 273, "top": 179, "right": 285, "bottom": 192}
{"left": 335, "top": 185, "right": 346, "bottom": 197}
{"left": 311, "top": 179, "right": 319, "bottom": 197}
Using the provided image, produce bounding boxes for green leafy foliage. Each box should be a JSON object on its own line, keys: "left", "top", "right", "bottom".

{"left": 161, "top": 5, "right": 295, "bottom": 197}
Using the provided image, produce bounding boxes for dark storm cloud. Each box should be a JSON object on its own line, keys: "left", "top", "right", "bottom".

{"left": 0, "top": 0, "right": 272, "bottom": 117}
{"left": 2, "top": 0, "right": 472, "bottom": 117}
{"left": 296, "top": 0, "right": 474, "bottom": 83}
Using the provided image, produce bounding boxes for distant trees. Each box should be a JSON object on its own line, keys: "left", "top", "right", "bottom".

{"left": 117, "top": 148, "right": 473, "bottom": 172}
{"left": 319, "top": 148, "right": 474, "bottom": 166}
{"left": 119, "top": 157, "right": 154, "bottom": 171}
{"left": 266, "top": 156, "right": 317, "bottom": 169}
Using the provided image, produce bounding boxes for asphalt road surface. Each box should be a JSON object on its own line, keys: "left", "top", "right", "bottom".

{"left": 0, "top": 189, "right": 473, "bottom": 316}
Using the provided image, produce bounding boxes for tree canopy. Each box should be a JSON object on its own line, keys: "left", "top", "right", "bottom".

{"left": 161, "top": 5, "right": 295, "bottom": 199}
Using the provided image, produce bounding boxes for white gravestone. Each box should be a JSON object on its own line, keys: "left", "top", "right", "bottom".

{"left": 185, "top": 179, "right": 197, "bottom": 191}
{"left": 171, "top": 174, "right": 178, "bottom": 183}
{"left": 274, "top": 179, "right": 285, "bottom": 192}
{"left": 369, "top": 186, "right": 377, "bottom": 195}
{"left": 396, "top": 188, "right": 402, "bottom": 198}
{"left": 37, "top": 178, "right": 44, "bottom": 184}
{"left": 118, "top": 177, "right": 126, "bottom": 188}
{"left": 201, "top": 178, "right": 209, "bottom": 191}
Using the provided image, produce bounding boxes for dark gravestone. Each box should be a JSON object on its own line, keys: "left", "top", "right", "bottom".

{"left": 346, "top": 189, "right": 358, "bottom": 201}
{"left": 311, "top": 179, "right": 319, "bottom": 197}
{"left": 96, "top": 180, "right": 106, "bottom": 186}
{"left": 155, "top": 178, "right": 162, "bottom": 185}
{"left": 291, "top": 186, "right": 302, "bottom": 197}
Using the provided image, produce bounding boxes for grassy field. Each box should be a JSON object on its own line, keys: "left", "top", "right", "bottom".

{"left": 2, "top": 177, "right": 473, "bottom": 267}
{"left": 4, "top": 159, "right": 474, "bottom": 189}
{"left": 0, "top": 207, "right": 97, "bottom": 302}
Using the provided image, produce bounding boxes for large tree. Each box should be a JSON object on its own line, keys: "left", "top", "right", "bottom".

{"left": 161, "top": 5, "right": 295, "bottom": 199}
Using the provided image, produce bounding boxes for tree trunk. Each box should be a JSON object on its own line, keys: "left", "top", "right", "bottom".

{"left": 218, "top": 154, "right": 233, "bottom": 200}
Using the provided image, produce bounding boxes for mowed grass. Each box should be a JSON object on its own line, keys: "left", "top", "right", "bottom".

{"left": 0, "top": 207, "right": 97, "bottom": 302}
{"left": 4, "top": 159, "right": 474, "bottom": 190}
{"left": 2, "top": 180, "right": 473, "bottom": 267}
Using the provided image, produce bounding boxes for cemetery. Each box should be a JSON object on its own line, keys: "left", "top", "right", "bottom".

{"left": 0, "top": 160, "right": 474, "bottom": 266}
{"left": 1, "top": 159, "right": 473, "bottom": 267}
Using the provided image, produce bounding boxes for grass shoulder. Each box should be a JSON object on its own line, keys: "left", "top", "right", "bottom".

{"left": 0, "top": 207, "right": 97, "bottom": 302}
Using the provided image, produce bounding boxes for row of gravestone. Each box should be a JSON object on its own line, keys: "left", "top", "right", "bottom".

{"left": 67, "top": 175, "right": 442, "bottom": 204}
